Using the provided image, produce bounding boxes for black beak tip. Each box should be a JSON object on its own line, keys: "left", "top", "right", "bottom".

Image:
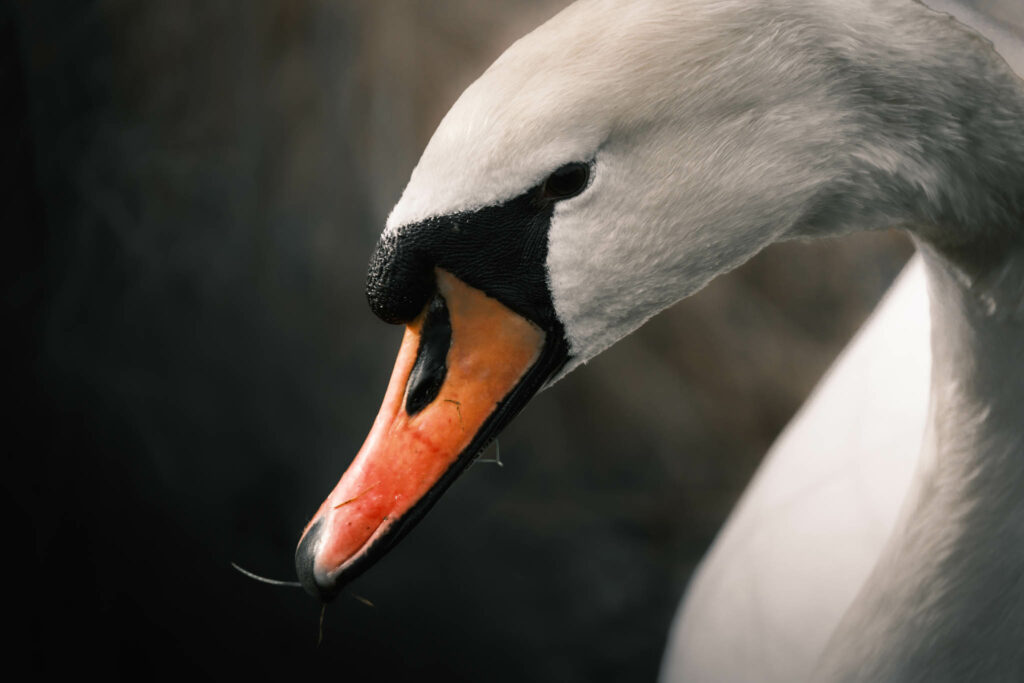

{"left": 295, "top": 518, "right": 340, "bottom": 602}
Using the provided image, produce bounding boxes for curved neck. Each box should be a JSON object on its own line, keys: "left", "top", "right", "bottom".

{"left": 784, "top": 1, "right": 1024, "bottom": 247}
{"left": 818, "top": 238, "right": 1024, "bottom": 680}
{"left": 815, "top": 24, "right": 1024, "bottom": 661}
{"left": 812, "top": 4, "right": 1024, "bottom": 678}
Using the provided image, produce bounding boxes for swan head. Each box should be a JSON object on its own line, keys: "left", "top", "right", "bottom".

{"left": 387, "top": 0, "right": 859, "bottom": 371}
{"left": 296, "top": 0, "right": 889, "bottom": 599}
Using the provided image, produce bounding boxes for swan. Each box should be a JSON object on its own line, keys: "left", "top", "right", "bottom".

{"left": 294, "top": 0, "right": 1024, "bottom": 679}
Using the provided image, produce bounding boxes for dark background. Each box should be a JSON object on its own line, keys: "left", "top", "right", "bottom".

{"left": 8, "top": 1, "right": 918, "bottom": 679}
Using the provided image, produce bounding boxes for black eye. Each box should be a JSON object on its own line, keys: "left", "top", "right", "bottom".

{"left": 541, "top": 162, "right": 590, "bottom": 201}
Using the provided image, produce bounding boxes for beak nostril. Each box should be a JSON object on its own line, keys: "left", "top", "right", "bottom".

{"left": 405, "top": 294, "right": 452, "bottom": 415}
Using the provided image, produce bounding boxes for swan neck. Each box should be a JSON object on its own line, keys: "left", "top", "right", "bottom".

{"left": 810, "top": 0, "right": 1024, "bottom": 250}
{"left": 916, "top": 239, "right": 1024, "bottom": 523}
{"left": 817, "top": 238, "right": 1024, "bottom": 680}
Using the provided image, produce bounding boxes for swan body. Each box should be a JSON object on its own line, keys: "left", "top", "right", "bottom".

{"left": 297, "top": 0, "right": 1024, "bottom": 679}
{"left": 664, "top": 256, "right": 931, "bottom": 682}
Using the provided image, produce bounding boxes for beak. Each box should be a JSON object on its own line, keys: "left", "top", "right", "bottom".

{"left": 296, "top": 269, "right": 563, "bottom": 600}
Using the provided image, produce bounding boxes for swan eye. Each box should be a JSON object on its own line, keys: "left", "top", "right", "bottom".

{"left": 541, "top": 162, "right": 590, "bottom": 201}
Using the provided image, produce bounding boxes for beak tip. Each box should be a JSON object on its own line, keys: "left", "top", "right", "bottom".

{"left": 295, "top": 518, "right": 340, "bottom": 602}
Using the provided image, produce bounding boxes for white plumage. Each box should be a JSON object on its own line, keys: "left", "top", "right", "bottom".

{"left": 665, "top": 255, "right": 932, "bottom": 681}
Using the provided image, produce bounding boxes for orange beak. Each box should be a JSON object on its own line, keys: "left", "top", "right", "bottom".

{"left": 296, "top": 269, "right": 558, "bottom": 599}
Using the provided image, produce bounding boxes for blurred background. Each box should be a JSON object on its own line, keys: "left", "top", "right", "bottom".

{"left": 8, "top": 1, "right": 919, "bottom": 679}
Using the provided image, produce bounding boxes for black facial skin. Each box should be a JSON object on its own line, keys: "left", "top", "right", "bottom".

{"left": 366, "top": 161, "right": 591, "bottom": 329}
{"left": 296, "top": 163, "right": 589, "bottom": 600}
